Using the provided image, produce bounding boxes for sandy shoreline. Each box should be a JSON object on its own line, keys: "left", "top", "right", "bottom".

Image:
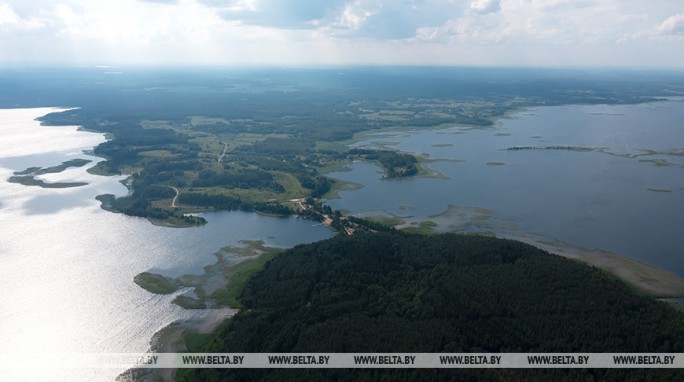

{"left": 496, "top": 233, "right": 684, "bottom": 298}
{"left": 119, "top": 227, "right": 684, "bottom": 381}
{"left": 150, "top": 307, "right": 236, "bottom": 353}
{"left": 117, "top": 307, "right": 236, "bottom": 382}
{"left": 368, "top": 205, "right": 684, "bottom": 298}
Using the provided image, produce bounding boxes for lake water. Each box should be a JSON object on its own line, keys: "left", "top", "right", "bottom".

{"left": 2, "top": 100, "right": 683, "bottom": 380}
{"left": 0, "top": 108, "right": 333, "bottom": 381}
{"left": 327, "top": 99, "right": 684, "bottom": 276}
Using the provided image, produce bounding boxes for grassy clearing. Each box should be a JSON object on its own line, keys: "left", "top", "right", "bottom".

{"left": 138, "top": 150, "right": 177, "bottom": 159}
{"left": 173, "top": 295, "right": 207, "bottom": 309}
{"left": 189, "top": 186, "right": 282, "bottom": 204}
{"left": 365, "top": 215, "right": 406, "bottom": 227}
{"left": 314, "top": 140, "right": 349, "bottom": 153}
{"left": 134, "top": 240, "right": 283, "bottom": 309}
{"left": 401, "top": 220, "right": 438, "bottom": 235}
{"left": 315, "top": 158, "right": 354, "bottom": 174}
{"left": 189, "top": 116, "right": 231, "bottom": 127}
{"left": 219, "top": 240, "right": 273, "bottom": 257}
{"left": 272, "top": 172, "right": 306, "bottom": 199}
{"left": 210, "top": 251, "right": 279, "bottom": 308}
{"left": 322, "top": 179, "right": 364, "bottom": 199}
{"left": 134, "top": 272, "right": 177, "bottom": 294}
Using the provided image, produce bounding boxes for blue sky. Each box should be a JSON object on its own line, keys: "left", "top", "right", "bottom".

{"left": 1, "top": 0, "right": 683, "bottom": 67}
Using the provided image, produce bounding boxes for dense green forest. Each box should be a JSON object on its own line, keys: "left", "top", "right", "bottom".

{"left": 178, "top": 232, "right": 684, "bottom": 381}
{"left": 2, "top": 67, "right": 681, "bottom": 226}
{"left": 349, "top": 149, "right": 420, "bottom": 177}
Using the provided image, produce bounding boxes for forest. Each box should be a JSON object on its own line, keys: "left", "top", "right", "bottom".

{"left": 7, "top": 67, "right": 680, "bottom": 226}
{"left": 177, "top": 232, "right": 684, "bottom": 381}
{"left": 349, "top": 149, "right": 419, "bottom": 178}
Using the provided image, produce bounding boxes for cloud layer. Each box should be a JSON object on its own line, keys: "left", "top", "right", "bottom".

{"left": 658, "top": 13, "right": 684, "bottom": 35}
{"left": 0, "top": 0, "right": 682, "bottom": 67}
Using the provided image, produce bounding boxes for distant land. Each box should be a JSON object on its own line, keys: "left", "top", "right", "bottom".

{"left": 3, "top": 67, "right": 684, "bottom": 381}
{"left": 3, "top": 66, "right": 678, "bottom": 231}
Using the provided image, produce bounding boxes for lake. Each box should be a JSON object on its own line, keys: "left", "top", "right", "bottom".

{"left": 327, "top": 99, "right": 684, "bottom": 276}
{"left": 1, "top": 98, "right": 683, "bottom": 380}
{"left": 0, "top": 108, "right": 333, "bottom": 381}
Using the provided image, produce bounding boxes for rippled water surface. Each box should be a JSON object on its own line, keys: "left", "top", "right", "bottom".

{"left": 0, "top": 108, "right": 333, "bottom": 381}
{"left": 327, "top": 100, "right": 684, "bottom": 275}
{"left": 2, "top": 100, "right": 683, "bottom": 380}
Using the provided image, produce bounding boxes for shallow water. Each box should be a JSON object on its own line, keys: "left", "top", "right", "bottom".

{"left": 0, "top": 108, "right": 332, "bottom": 381}
{"left": 327, "top": 100, "right": 684, "bottom": 276}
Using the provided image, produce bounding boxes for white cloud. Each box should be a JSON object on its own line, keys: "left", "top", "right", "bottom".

{"left": 469, "top": 0, "right": 500, "bottom": 15}
{"left": 215, "top": 0, "right": 347, "bottom": 29}
{"left": 0, "top": 3, "right": 43, "bottom": 29}
{"left": 0, "top": 3, "right": 21, "bottom": 25}
{"left": 657, "top": 13, "right": 684, "bottom": 35}
{"left": 331, "top": 1, "right": 375, "bottom": 31}
{"left": 138, "top": 0, "right": 180, "bottom": 4}
{"left": 317, "top": 0, "right": 459, "bottom": 40}
{"left": 0, "top": 0, "right": 683, "bottom": 67}
{"left": 417, "top": 0, "right": 682, "bottom": 46}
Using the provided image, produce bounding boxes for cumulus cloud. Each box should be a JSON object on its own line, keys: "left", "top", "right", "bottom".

{"left": 199, "top": 0, "right": 460, "bottom": 39}
{"left": 138, "top": 0, "right": 179, "bottom": 4}
{"left": 0, "top": 3, "right": 43, "bottom": 28}
{"left": 215, "top": 0, "right": 347, "bottom": 29}
{"left": 469, "top": 0, "right": 500, "bottom": 15}
{"left": 0, "top": 0, "right": 683, "bottom": 67}
{"left": 319, "top": 0, "right": 458, "bottom": 40}
{"left": 657, "top": 13, "right": 684, "bottom": 35}
{"left": 0, "top": 3, "right": 21, "bottom": 25}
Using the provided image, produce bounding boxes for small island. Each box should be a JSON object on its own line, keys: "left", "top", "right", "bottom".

{"left": 8, "top": 158, "right": 91, "bottom": 188}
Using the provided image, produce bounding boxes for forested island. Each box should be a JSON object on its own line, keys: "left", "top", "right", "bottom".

{"left": 8, "top": 158, "right": 91, "bottom": 188}
{"left": 177, "top": 232, "right": 684, "bottom": 381}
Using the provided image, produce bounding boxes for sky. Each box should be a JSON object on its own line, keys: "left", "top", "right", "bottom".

{"left": 0, "top": 0, "right": 683, "bottom": 68}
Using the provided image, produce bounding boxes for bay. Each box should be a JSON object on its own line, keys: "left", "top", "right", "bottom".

{"left": 0, "top": 108, "right": 332, "bottom": 381}
{"left": 327, "top": 99, "right": 684, "bottom": 276}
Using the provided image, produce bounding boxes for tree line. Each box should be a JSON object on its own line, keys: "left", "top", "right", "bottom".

{"left": 179, "top": 232, "right": 684, "bottom": 381}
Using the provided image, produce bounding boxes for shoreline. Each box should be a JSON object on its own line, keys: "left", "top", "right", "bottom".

{"left": 118, "top": 307, "right": 236, "bottom": 382}
{"left": 150, "top": 307, "right": 236, "bottom": 354}
{"left": 140, "top": 95, "right": 684, "bottom": 378}
{"left": 31, "top": 100, "right": 679, "bottom": 379}
{"left": 367, "top": 207, "right": 684, "bottom": 298}
{"left": 316, "top": 99, "right": 684, "bottom": 299}
{"left": 128, "top": 226, "right": 684, "bottom": 381}
{"left": 496, "top": 233, "right": 684, "bottom": 298}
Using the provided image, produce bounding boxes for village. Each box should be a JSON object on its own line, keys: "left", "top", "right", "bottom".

{"left": 288, "top": 198, "right": 387, "bottom": 236}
